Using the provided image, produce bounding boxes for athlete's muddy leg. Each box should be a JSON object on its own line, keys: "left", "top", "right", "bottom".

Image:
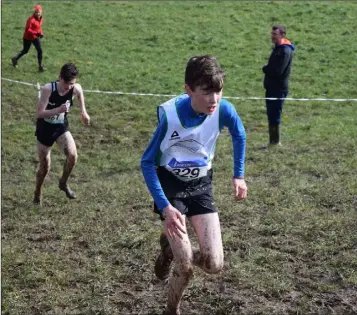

{"left": 34, "top": 142, "right": 51, "bottom": 204}
{"left": 164, "top": 218, "right": 193, "bottom": 315}
{"left": 56, "top": 131, "right": 77, "bottom": 199}
{"left": 189, "top": 213, "right": 224, "bottom": 274}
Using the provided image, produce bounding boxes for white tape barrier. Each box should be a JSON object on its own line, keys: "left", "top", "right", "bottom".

{"left": 83, "top": 88, "right": 176, "bottom": 98}
{"left": 37, "top": 82, "right": 41, "bottom": 100}
{"left": 2, "top": 77, "right": 357, "bottom": 102}
{"left": 2, "top": 77, "right": 37, "bottom": 87}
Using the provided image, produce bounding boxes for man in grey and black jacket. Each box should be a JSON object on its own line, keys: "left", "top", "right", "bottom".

{"left": 262, "top": 24, "right": 294, "bottom": 145}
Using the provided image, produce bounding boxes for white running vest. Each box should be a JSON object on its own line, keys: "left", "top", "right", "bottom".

{"left": 159, "top": 96, "right": 220, "bottom": 182}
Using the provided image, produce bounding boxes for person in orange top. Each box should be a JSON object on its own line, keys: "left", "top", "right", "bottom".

{"left": 12, "top": 5, "right": 45, "bottom": 72}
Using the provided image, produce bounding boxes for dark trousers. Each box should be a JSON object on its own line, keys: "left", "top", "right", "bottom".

{"left": 265, "top": 89, "right": 287, "bottom": 125}
{"left": 14, "top": 38, "right": 43, "bottom": 66}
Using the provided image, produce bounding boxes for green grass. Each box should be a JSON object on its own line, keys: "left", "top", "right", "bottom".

{"left": 2, "top": 1, "right": 357, "bottom": 315}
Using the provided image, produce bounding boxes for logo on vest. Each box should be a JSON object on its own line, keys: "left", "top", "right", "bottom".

{"left": 170, "top": 131, "right": 180, "bottom": 140}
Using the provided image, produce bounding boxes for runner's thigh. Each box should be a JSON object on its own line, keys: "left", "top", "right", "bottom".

{"left": 37, "top": 141, "right": 51, "bottom": 161}
{"left": 189, "top": 212, "right": 223, "bottom": 259}
{"left": 56, "top": 131, "right": 77, "bottom": 156}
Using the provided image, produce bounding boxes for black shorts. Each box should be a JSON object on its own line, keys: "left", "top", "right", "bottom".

{"left": 35, "top": 119, "right": 68, "bottom": 147}
{"left": 154, "top": 167, "right": 217, "bottom": 220}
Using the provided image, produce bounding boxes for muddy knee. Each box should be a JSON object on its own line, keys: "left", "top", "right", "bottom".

{"left": 39, "top": 158, "right": 50, "bottom": 174}
{"left": 66, "top": 152, "right": 78, "bottom": 165}
{"left": 208, "top": 259, "right": 223, "bottom": 274}
{"left": 173, "top": 261, "right": 194, "bottom": 280}
{"left": 202, "top": 255, "right": 223, "bottom": 274}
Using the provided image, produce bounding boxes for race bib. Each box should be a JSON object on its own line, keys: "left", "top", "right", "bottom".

{"left": 165, "top": 158, "right": 210, "bottom": 181}
{"left": 44, "top": 100, "right": 70, "bottom": 124}
{"left": 44, "top": 112, "right": 65, "bottom": 124}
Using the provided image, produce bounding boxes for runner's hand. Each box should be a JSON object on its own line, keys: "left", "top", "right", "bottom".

{"left": 162, "top": 205, "right": 186, "bottom": 239}
{"left": 81, "top": 111, "right": 90, "bottom": 125}
{"left": 233, "top": 178, "right": 248, "bottom": 200}
{"left": 58, "top": 103, "right": 68, "bottom": 113}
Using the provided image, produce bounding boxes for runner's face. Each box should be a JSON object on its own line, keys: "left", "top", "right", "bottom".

{"left": 185, "top": 85, "right": 222, "bottom": 115}
{"left": 60, "top": 78, "right": 76, "bottom": 93}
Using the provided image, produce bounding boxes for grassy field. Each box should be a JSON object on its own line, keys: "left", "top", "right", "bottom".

{"left": 1, "top": 1, "right": 357, "bottom": 315}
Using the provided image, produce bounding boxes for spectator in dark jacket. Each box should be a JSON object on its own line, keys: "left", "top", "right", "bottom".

{"left": 262, "top": 25, "right": 294, "bottom": 145}
{"left": 11, "top": 5, "right": 45, "bottom": 72}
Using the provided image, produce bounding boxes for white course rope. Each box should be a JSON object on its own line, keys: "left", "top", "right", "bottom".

{"left": 2, "top": 77, "right": 37, "bottom": 87}
{"left": 2, "top": 77, "right": 357, "bottom": 102}
{"left": 37, "top": 82, "right": 41, "bottom": 100}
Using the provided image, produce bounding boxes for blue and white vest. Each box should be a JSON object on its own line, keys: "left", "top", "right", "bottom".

{"left": 159, "top": 97, "right": 220, "bottom": 182}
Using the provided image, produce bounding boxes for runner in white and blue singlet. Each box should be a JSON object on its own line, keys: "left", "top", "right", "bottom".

{"left": 141, "top": 55, "right": 247, "bottom": 315}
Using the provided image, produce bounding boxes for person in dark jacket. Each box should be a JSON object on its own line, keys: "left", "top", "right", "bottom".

{"left": 262, "top": 24, "right": 294, "bottom": 145}
{"left": 11, "top": 5, "right": 45, "bottom": 72}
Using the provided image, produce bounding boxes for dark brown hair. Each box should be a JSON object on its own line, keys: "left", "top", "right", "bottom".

{"left": 185, "top": 55, "right": 225, "bottom": 92}
{"left": 60, "top": 63, "right": 79, "bottom": 82}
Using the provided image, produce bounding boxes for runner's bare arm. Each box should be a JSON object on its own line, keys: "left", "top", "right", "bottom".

{"left": 74, "top": 83, "right": 90, "bottom": 125}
